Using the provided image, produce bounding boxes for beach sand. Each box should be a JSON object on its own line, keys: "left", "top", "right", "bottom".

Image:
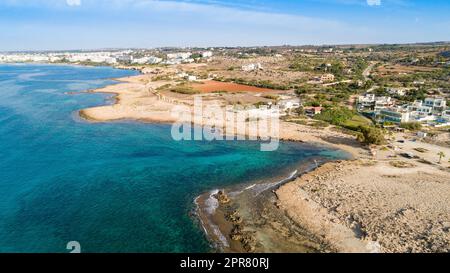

{"left": 277, "top": 159, "right": 450, "bottom": 253}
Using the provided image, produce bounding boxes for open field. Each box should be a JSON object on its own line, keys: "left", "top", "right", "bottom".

{"left": 376, "top": 64, "right": 440, "bottom": 76}
{"left": 191, "top": 80, "right": 284, "bottom": 93}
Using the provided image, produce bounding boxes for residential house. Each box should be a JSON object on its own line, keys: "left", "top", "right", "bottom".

{"left": 378, "top": 107, "right": 410, "bottom": 124}
{"left": 386, "top": 87, "right": 410, "bottom": 97}
{"left": 424, "top": 97, "right": 447, "bottom": 114}
{"left": 278, "top": 98, "right": 301, "bottom": 115}
{"left": 304, "top": 106, "right": 323, "bottom": 116}
{"left": 357, "top": 94, "right": 393, "bottom": 112}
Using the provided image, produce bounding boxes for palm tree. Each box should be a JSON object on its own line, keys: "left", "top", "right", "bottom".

{"left": 437, "top": 152, "right": 446, "bottom": 164}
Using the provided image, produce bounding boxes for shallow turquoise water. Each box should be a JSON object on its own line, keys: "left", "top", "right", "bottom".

{"left": 0, "top": 64, "right": 349, "bottom": 253}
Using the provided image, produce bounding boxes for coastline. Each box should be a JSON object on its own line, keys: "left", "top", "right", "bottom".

{"left": 77, "top": 72, "right": 371, "bottom": 253}
{"left": 78, "top": 72, "right": 450, "bottom": 253}
{"left": 194, "top": 157, "right": 347, "bottom": 253}
{"left": 78, "top": 73, "right": 365, "bottom": 156}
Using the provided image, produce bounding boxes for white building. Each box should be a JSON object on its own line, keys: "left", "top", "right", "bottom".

{"left": 245, "top": 107, "right": 281, "bottom": 119}
{"left": 424, "top": 97, "right": 447, "bottom": 113}
{"left": 357, "top": 94, "right": 393, "bottom": 112}
{"left": 132, "top": 56, "right": 162, "bottom": 65}
{"left": 378, "top": 107, "right": 411, "bottom": 123}
{"left": 442, "top": 110, "right": 450, "bottom": 120}
{"left": 242, "top": 63, "right": 263, "bottom": 72}
{"left": 167, "top": 52, "right": 192, "bottom": 60}
{"left": 201, "top": 51, "right": 213, "bottom": 58}
{"left": 278, "top": 98, "right": 301, "bottom": 114}
{"left": 116, "top": 55, "right": 133, "bottom": 63}
{"left": 387, "top": 87, "right": 410, "bottom": 97}
{"left": 187, "top": 75, "right": 197, "bottom": 81}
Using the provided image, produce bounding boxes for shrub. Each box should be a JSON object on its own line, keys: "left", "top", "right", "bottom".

{"left": 400, "top": 122, "right": 422, "bottom": 131}
{"left": 262, "top": 95, "right": 279, "bottom": 100}
{"left": 315, "top": 107, "right": 355, "bottom": 126}
{"left": 357, "top": 125, "right": 386, "bottom": 145}
{"left": 170, "top": 84, "right": 199, "bottom": 95}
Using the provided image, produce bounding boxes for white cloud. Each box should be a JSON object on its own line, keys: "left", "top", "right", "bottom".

{"left": 66, "top": 0, "right": 81, "bottom": 6}
{"left": 367, "top": 0, "right": 381, "bottom": 6}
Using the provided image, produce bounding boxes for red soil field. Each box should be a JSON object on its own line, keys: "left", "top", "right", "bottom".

{"left": 191, "top": 80, "right": 279, "bottom": 93}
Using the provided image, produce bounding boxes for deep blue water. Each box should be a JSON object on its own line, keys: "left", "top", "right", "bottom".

{"left": 0, "top": 64, "right": 349, "bottom": 253}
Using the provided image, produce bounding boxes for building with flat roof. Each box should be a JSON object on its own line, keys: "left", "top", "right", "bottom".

{"left": 377, "top": 108, "right": 410, "bottom": 124}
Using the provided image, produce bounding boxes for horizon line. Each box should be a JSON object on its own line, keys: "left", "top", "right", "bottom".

{"left": 2, "top": 41, "right": 450, "bottom": 53}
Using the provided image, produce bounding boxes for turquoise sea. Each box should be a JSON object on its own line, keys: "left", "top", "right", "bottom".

{"left": 0, "top": 64, "right": 349, "bottom": 253}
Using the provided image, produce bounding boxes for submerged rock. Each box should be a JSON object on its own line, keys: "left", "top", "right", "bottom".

{"left": 225, "top": 210, "right": 243, "bottom": 224}
{"left": 216, "top": 191, "right": 231, "bottom": 205}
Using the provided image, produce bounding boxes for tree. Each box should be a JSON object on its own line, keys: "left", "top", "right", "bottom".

{"left": 295, "top": 106, "right": 305, "bottom": 116}
{"left": 357, "top": 126, "right": 386, "bottom": 145}
{"left": 314, "top": 107, "right": 355, "bottom": 126}
{"left": 437, "top": 152, "right": 446, "bottom": 164}
{"left": 295, "top": 88, "right": 307, "bottom": 96}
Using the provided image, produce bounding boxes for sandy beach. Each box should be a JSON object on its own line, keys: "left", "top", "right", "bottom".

{"left": 79, "top": 72, "right": 450, "bottom": 253}
{"left": 81, "top": 74, "right": 365, "bottom": 154}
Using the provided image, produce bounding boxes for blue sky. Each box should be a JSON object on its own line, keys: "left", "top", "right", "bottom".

{"left": 0, "top": 0, "right": 449, "bottom": 51}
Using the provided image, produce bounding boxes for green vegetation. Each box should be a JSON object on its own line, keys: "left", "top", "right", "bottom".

{"left": 313, "top": 106, "right": 383, "bottom": 144}
{"left": 437, "top": 151, "right": 446, "bottom": 164}
{"left": 289, "top": 60, "right": 313, "bottom": 72}
{"left": 403, "top": 88, "right": 426, "bottom": 102}
{"left": 357, "top": 126, "right": 386, "bottom": 145}
{"left": 309, "top": 120, "right": 330, "bottom": 128}
{"left": 342, "top": 114, "right": 374, "bottom": 129}
{"left": 352, "top": 58, "right": 369, "bottom": 79}
{"left": 191, "top": 53, "right": 202, "bottom": 59}
{"left": 156, "top": 84, "right": 172, "bottom": 91}
{"left": 262, "top": 95, "right": 279, "bottom": 100}
{"left": 314, "top": 107, "right": 355, "bottom": 126}
{"left": 169, "top": 83, "right": 199, "bottom": 95}
{"left": 316, "top": 62, "right": 345, "bottom": 80}
{"left": 400, "top": 122, "right": 422, "bottom": 131}
{"left": 153, "top": 75, "right": 172, "bottom": 81}
{"left": 223, "top": 78, "right": 291, "bottom": 90}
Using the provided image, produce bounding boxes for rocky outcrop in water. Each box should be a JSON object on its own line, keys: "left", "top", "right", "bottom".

{"left": 230, "top": 224, "right": 257, "bottom": 252}
{"left": 214, "top": 190, "right": 258, "bottom": 252}
{"left": 216, "top": 191, "right": 231, "bottom": 205}
{"left": 225, "top": 210, "right": 243, "bottom": 224}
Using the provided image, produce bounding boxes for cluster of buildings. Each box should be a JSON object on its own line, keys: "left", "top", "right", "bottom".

{"left": 164, "top": 51, "right": 213, "bottom": 65}
{"left": 246, "top": 97, "right": 301, "bottom": 118}
{"left": 0, "top": 50, "right": 213, "bottom": 66}
{"left": 358, "top": 93, "right": 450, "bottom": 127}
{"left": 0, "top": 51, "right": 134, "bottom": 65}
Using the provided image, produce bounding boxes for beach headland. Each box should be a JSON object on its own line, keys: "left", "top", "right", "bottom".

{"left": 79, "top": 70, "right": 450, "bottom": 253}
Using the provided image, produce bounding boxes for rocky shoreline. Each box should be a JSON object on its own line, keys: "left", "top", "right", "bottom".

{"left": 195, "top": 159, "right": 339, "bottom": 253}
